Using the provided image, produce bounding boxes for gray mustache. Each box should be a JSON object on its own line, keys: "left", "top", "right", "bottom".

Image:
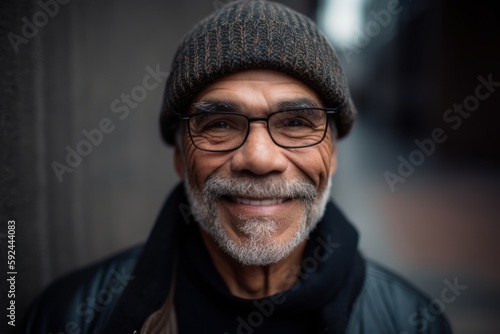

{"left": 203, "top": 176, "right": 317, "bottom": 202}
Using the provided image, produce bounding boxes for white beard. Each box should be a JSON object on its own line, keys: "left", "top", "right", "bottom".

{"left": 184, "top": 175, "right": 332, "bottom": 266}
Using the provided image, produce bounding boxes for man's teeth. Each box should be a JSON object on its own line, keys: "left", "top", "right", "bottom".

{"left": 232, "top": 197, "right": 285, "bottom": 205}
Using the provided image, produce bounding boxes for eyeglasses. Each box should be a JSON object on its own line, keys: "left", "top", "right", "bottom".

{"left": 179, "top": 107, "right": 337, "bottom": 152}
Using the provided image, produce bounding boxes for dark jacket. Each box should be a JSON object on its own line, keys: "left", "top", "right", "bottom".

{"left": 22, "top": 184, "right": 452, "bottom": 333}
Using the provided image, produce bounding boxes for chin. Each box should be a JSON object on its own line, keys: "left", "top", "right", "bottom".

{"left": 184, "top": 175, "right": 332, "bottom": 266}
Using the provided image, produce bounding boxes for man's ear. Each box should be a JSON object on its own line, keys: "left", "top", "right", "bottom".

{"left": 174, "top": 142, "right": 185, "bottom": 179}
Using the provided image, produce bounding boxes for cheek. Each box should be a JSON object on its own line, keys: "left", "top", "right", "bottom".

{"left": 183, "top": 142, "right": 233, "bottom": 189}
{"left": 287, "top": 143, "right": 334, "bottom": 188}
{"left": 184, "top": 146, "right": 204, "bottom": 187}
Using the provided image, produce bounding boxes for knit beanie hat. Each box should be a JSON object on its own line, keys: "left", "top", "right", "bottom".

{"left": 160, "top": 0, "right": 356, "bottom": 145}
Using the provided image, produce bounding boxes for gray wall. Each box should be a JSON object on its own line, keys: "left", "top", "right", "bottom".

{"left": 0, "top": 0, "right": 317, "bottom": 330}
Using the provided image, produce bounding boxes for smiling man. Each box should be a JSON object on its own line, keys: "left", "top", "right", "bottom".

{"left": 181, "top": 70, "right": 334, "bottom": 266}
{"left": 178, "top": 70, "right": 337, "bottom": 304}
{"left": 23, "top": 1, "right": 451, "bottom": 333}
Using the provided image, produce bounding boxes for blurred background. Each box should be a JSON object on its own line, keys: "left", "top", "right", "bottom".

{"left": 1, "top": 0, "right": 499, "bottom": 333}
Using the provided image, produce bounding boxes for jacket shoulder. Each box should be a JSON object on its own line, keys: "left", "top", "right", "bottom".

{"left": 347, "top": 260, "right": 453, "bottom": 334}
{"left": 22, "top": 244, "right": 143, "bottom": 334}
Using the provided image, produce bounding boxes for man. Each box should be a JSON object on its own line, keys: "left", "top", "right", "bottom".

{"left": 23, "top": 1, "right": 452, "bottom": 333}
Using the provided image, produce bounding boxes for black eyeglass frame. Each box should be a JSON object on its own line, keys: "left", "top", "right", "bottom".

{"left": 178, "top": 107, "right": 337, "bottom": 152}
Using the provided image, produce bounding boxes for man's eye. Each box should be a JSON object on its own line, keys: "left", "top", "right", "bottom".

{"left": 282, "top": 118, "right": 313, "bottom": 128}
{"left": 198, "top": 116, "right": 243, "bottom": 132}
{"left": 204, "top": 120, "right": 230, "bottom": 130}
{"left": 287, "top": 119, "right": 306, "bottom": 127}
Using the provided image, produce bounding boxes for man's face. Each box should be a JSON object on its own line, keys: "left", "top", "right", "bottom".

{"left": 175, "top": 69, "right": 337, "bottom": 266}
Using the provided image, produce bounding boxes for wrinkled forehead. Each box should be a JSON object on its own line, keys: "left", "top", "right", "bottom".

{"left": 189, "top": 69, "right": 325, "bottom": 111}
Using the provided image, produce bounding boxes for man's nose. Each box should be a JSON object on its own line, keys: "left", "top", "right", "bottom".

{"left": 230, "top": 123, "right": 288, "bottom": 176}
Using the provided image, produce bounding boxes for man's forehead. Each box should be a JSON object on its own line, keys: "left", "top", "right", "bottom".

{"left": 190, "top": 69, "right": 324, "bottom": 109}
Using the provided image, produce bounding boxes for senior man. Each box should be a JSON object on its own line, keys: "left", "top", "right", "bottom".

{"left": 23, "top": 1, "right": 452, "bottom": 333}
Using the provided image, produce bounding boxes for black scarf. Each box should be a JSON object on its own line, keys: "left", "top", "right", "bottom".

{"left": 103, "top": 183, "right": 365, "bottom": 333}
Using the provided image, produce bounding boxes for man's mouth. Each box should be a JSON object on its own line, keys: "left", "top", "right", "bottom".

{"left": 227, "top": 196, "right": 288, "bottom": 206}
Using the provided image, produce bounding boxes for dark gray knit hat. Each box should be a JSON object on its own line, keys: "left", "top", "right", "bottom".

{"left": 160, "top": 0, "right": 356, "bottom": 145}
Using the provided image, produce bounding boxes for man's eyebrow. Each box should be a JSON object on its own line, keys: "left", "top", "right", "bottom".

{"left": 190, "top": 101, "right": 236, "bottom": 112}
{"left": 275, "top": 98, "right": 321, "bottom": 110}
